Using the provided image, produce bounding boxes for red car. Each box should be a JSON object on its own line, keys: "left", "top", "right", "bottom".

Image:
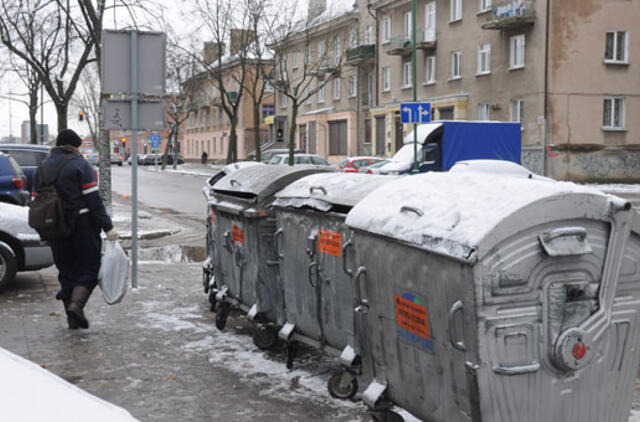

{"left": 338, "top": 156, "right": 384, "bottom": 173}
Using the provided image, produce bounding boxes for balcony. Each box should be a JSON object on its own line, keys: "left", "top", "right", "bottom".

{"left": 416, "top": 28, "right": 437, "bottom": 51}
{"left": 385, "top": 35, "right": 412, "bottom": 56}
{"left": 318, "top": 58, "right": 339, "bottom": 73}
{"left": 345, "top": 44, "right": 376, "bottom": 66}
{"left": 482, "top": 0, "right": 535, "bottom": 30}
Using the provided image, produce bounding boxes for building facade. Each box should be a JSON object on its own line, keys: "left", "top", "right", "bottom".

{"left": 275, "top": 0, "right": 638, "bottom": 181}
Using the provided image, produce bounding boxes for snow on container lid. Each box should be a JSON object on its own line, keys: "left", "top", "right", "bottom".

{"left": 213, "top": 164, "right": 334, "bottom": 205}
{"left": 345, "top": 172, "right": 619, "bottom": 262}
{"left": 274, "top": 173, "right": 400, "bottom": 212}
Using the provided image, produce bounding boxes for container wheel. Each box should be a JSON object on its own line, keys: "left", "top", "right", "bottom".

{"left": 208, "top": 289, "right": 218, "bottom": 312}
{"left": 215, "top": 302, "right": 230, "bottom": 330}
{"left": 327, "top": 370, "right": 358, "bottom": 400}
{"left": 369, "top": 410, "right": 404, "bottom": 422}
{"left": 252, "top": 325, "right": 277, "bottom": 350}
{"left": 284, "top": 342, "right": 297, "bottom": 370}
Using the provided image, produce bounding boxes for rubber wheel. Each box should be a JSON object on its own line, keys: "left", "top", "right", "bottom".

{"left": 0, "top": 243, "right": 17, "bottom": 292}
{"left": 252, "top": 326, "right": 277, "bottom": 350}
{"left": 202, "top": 269, "right": 210, "bottom": 294}
{"left": 215, "top": 302, "right": 230, "bottom": 330}
{"left": 327, "top": 370, "right": 358, "bottom": 400}
{"left": 369, "top": 410, "right": 404, "bottom": 422}
{"left": 284, "top": 343, "right": 297, "bottom": 370}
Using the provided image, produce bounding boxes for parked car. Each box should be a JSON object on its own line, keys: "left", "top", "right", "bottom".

{"left": 358, "top": 159, "right": 391, "bottom": 174}
{"left": 0, "top": 144, "right": 50, "bottom": 193}
{"left": 0, "top": 153, "right": 29, "bottom": 206}
{"left": 256, "top": 148, "right": 303, "bottom": 164}
{"left": 142, "top": 153, "right": 162, "bottom": 165}
{"left": 338, "top": 156, "right": 385, "bottom": 173}
{"left": 86, "top": 153, "right": 99, "bottom": 166}
{"left": 0, "top": 201, "right": 54, "bottom": 290}
{"left": 269, "top": 153, "right": 330, "bottom": 166}
{"left": 111, "top": 151, "right": 124, "bottom": 166}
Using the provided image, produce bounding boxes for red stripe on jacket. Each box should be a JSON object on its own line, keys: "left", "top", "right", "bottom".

{"left": 81, "top": 181, "right": 97, "bottom": 190}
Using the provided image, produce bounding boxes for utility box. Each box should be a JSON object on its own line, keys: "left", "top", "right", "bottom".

{"left": 345, "top": 172, "right": 640, "bottom": 422}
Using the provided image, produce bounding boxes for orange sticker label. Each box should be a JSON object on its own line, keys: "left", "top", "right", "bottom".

{"left": 210, "top": 209, "right": 215, "bottom": 224}
{"left": 231, "top": 224, "right": 244, "bottom": 244}
{"left": 394, "top": 295, "right": 430, "bottom": 340}
{"left": 318, "top": 229, "right": 342, "bottom": 256}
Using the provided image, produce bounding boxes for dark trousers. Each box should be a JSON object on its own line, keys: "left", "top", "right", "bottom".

{"left": 51, "top": 215, "right": 102, "bottom": 301}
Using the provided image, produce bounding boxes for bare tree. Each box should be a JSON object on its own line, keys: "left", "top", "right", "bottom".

{"left": 265, "top": 1, "right": 345, "bottom": 165}
{"left": 72, "top": 62, "right": 100, "bottom": 147}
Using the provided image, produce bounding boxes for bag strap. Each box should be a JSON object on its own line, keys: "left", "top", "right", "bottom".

{"left": 43, "top": 155, "right": 75, "bottom": 187}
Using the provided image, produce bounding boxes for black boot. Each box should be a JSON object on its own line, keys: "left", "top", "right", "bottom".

{"left": 62, "top": 298, "right": 80, "bottom": 330}
{"left": 67, "top": 286, "right": 92, "bottom": 329}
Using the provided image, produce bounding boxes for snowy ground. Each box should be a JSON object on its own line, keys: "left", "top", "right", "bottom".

{"left": 586, "top": 184, "right": 640, "bottom": 195}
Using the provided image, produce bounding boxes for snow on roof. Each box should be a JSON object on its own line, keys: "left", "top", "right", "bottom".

{"left": 308, "top": 0, "right": 357, "bottom": 27}
{"left": 0, "top": 347, "right": 138, "bottom": 421}
{"left": 345, "top": 172, "right": 611, "bottom": 261}
{"left": 274, "top": 173, "right": 400, "bottom": 210}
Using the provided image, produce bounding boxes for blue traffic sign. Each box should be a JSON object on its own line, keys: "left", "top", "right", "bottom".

{"left": 401, "top": 102, "right": 431, "bottom": 124}
{"left": 149, "top": 133, "right": 161, "bottom": 149}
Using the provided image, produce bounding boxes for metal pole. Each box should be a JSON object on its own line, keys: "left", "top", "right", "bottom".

{"left": 412, "top": 0, "right": 418, "bottom": 174}
{"left": 130, "top": 30, "right": 139, "bottom": 288}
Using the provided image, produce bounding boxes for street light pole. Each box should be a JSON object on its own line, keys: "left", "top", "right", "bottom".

{"left": 412, "top": 0, "right": 418, "bottom": 173}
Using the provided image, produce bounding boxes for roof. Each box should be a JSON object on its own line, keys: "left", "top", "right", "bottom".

{"left": 345, "top": 172, "right": 626, "bottom": 262}
{"left": 274, "top": 173, "right": 399, "bottom": 211}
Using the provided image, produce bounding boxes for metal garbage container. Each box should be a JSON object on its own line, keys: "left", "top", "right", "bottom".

{"left": 345, "top": 172, "right": 640, "bottom": 422}
{"left": 272, "top": 173, "right": 399, "bottom": 395}
{"left": 202, "top": 162, "right": 264, "bottom": 309}
{"left": 211, "top": 164, "right": 332, "bottom": 348}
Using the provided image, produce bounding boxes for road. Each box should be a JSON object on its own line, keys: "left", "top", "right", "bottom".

{"left": 111, "top": 165, "right": 213, "bottom": 218}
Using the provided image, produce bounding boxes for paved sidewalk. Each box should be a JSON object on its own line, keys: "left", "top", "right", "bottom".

{"left": 0, "top": 263, "right": 373, "bottom": 421}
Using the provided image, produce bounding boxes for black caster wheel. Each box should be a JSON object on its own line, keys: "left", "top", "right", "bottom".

{"left": 202, "top": 270, "right": 210, "bottom": 294}
{"left": 252, "top": 325, "right": 277, "bottom": 350}
{"left": 327, "top": 370, "right": 358, "bottom": 400}
{"left": 284, "top": 343, "right": 297, "bottom": 370}
{"left": 215, "top": 302, "right": 230, "bottom": 330}
{"left": 369, "top": 410, "right": 404, "bottom": 422}
{"left": 208, "top": 289, "right": 218, "bottom": 312}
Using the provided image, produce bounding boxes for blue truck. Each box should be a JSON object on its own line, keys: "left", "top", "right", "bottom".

{"left": 375, "top": 121, "right": 522, "bottom": 175}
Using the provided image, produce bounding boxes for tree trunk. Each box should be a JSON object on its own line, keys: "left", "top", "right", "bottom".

{"left": 253, "top": 103, "right": 261, "bottom": 162}
{"left": 173, "top": 125, "right": 180, "bottom": 170}
{"left": 28, "top": 91, "right": 38, "bottom": 144}
{"left": 56, "top": 103, "right": 68, "bottom": 132}
{"left": 287, "top": 103, "right": 299, "bottom": 166}
{"left": 98, "top": 128, "right": 112, "bottom": 209}
{"left": 227, "top": 114, "right": 239, "bottom": 163}
{"left": 161, "top": 124, "right": 174, "bottom": 170}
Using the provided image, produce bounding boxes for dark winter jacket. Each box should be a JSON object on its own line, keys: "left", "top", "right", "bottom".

{"left": 33, "top": 146, "right": 113, "bottom": 232}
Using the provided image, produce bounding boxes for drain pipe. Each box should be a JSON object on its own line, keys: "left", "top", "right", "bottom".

{"left": 368, "top": 3, "right": 379, "bottom": 108}
{"left": 542, "top": 0, "right": 551, "bottom": 176}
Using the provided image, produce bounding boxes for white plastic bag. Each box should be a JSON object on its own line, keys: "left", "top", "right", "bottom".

{"left": 98, "top": 240, "right": 130, "bottom": 305}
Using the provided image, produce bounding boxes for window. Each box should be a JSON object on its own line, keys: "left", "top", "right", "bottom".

{"left": 280, "top": 93, "right": 287, "bottom": 109}
{"left": 318, "top": 83, "right": 325, "bottom": 103}
{"left": 333, "top": 78, "right": 341, "bottom": 100}
{"left": 477, "top": 43, "right": 491, "bottom": 75}
{"left": 264, "top": 81, "right": 274, "bottom": 93}
{"left": 318, "top": 39, "right": 326, "bottom": 60}
{"left": 349, "top": 28, "right": 358, "bottom": 48}
{"left": 450, "top": 0, "right": 462, "bottom": 22}
{"left": 451, "top": 50, "right": 462, "bottom": 79}
{"left": 292, "top": 49, "right": 299, "bottom": 68}
{"left": 381, "top": 18, "right": 391, "bottom": 43}
{"left": 425, "top": 2, "right": 436, "bottom": 42}
{"left": 510, "top": 34, "right": 525, "bottom": 69}
{"left": 382, "top": 67, "right": 391, "bottom": 91}
{"left": 603, "top": 97, "right": 625, "bottom": 130}
{"left": 364, "top": 25, "right": 373, "bottom": 45}
{"left": 403, "top": 11, "right": 412, "bottom": 41}
{"left": 425, "top": 56, "right": 436, "bottom": 84}
{"left": 478, "top": 103, "right": 491, "bottom": 120}
{"left": 605, "top": 31, "right": 628, "bottom": 63}
{"left": 350, "top": 74, "right": 357, "bottom": 97}
{"left": 479, "top": 0, "right": 492, "bottom": 13}
{"left": 402, "top": 61, "right": 412, "bottom": 88}
{"left": 334, "top": 36, "right": 341, "bottom": 66}
{"left": 305, "top": 86, "right": 311, "bottom": 105}
{"left": 510, "top": 99, "right": 524, "bottom": 125}
{"left": 305, "top": 45, "right": 311, "bottom": 64}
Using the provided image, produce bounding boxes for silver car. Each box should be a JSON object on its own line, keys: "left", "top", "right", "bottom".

{"left": 0, "top": 202, "right": 54, "bottom": 290}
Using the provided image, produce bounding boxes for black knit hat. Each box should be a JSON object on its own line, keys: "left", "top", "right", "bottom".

{"left": 56, "top": 129, "right": 82, "bottom": 147}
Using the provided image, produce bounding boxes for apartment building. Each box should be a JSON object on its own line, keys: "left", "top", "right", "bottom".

{"left": 370, "top": 0, "right": 639, "bottom": 181}
{"left": 182, "top": 38, "right": 275, "bottom": 162}
{"left": 273, "top": 0, "right": 378, "bottom": 162}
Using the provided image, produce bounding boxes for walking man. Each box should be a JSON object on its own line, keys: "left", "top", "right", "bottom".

{"left": 33, "top": 129, "right": 118, "bottom": 329}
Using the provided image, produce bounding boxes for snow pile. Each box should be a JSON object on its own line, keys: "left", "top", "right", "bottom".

{"left": 630, "top": 410, "right": 640, "bottom": 422}
{"left": 0, "top": 347, "right": 138, "bottom": 422}
{"left": 346, "top": 172, "right": 608, "bottom": 259}
{"left": 0, "top": 202, "right": 33, "bottom": 235}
